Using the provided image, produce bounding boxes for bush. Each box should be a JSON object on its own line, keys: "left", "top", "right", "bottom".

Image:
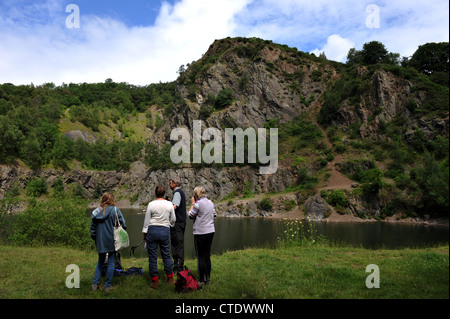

{"left": 327, "top": 190, "right": 349, "bottom": 210}
{"left": 361, "top": 168, "right": 383, "bottom": 193}
{"left": 9, "top": 196, "right": 93, "bottom": 249}
{"left": 258, "top": 197, "right": 273, "bottom": 211}
{"left": 214, "top": 88, "right": 234, "bottom": 109}
{"left": 26, "top": 178, "right": 48, "bottom": 197}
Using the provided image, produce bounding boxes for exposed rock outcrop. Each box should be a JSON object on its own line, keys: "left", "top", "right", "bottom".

{"left": 0, "top": 162, "right": 295, "bottom": 212}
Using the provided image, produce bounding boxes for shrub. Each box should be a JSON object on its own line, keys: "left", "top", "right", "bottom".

{"left": 327, "top": 190, "right": 349, "bottom": 211}
{"left": 258, "top": 197, "right": 273, "bottom": 211}
{"left": 26, "top": 178, "right": 48, "bottom": 197}
{"left": 9, "top": 196, "right": 93, "bottom": 249}
{"left": 214, "top": 88, "right": 234, "bottom": 109}
{"left": 361, "top": 168, "right": 383, "bottom": 193}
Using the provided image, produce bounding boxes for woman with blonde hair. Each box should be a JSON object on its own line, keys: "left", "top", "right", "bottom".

{"left": 90, "top": 192, "right": 127, "bottom": 293}
{"left": 188, "top": 186, "right": 216, "bottom": 286}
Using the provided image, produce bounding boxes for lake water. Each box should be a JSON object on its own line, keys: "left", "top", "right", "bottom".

{"left": 119, "top": 209, "right": 449, "bottom": 259}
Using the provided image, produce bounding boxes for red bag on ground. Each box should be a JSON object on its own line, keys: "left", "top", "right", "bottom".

{"left": 175, "top": 266, "right": 199, "bottom": 293}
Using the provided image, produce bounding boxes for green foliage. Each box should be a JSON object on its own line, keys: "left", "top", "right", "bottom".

{"left": 361, "top": 168, "right": 383, "bottom": 194}
{"left": 25, "top": 178, "right": 48, "bottom": 197}
{"left": 0, "top": 80, "right": 176, "bottom": 169}
{"left": 409, "top": 42, "right": 449, "bottom": 75}
{"left": 281, "top": 114, "right": 322, "bottom": 148}
{"left": 296, "top": 167, "right": 318, "bottom": 189}
{"left": 144, "top": 143, "right": 175, "bottom": 170}
{"left": 54, "top": 138, "right": 143, "bottom": 171}
{"left": 214, "top": 88, "right": 234, "bottom": 109}
{"left": 277, "top": 219, "right": 326, "bottom": 247}
{"left": 327, "top": 190, "right": 349, "bottom": 211}
{"left": 413, "top": 154, "right": 449, "bottom": 214}
{"left": 0, "top": 115, "right": 24, "bottom": 163}
{"left": 318, "top": 71, "right": 366, "bottom": 125}
{"left": 9, "top": 196, "right": 93, "bottom": 249}
{"left": 257, "top": 197, "right": 273, "bottom": 211}
{"left": 347, "top": 41, "right": 400, "bottom": 66}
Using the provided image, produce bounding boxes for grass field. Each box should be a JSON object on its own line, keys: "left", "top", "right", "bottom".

{"left": 0, "top": 244, "right": 448, "bottom": 300}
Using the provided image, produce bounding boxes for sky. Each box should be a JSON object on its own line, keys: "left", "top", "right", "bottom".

{"left": 0, "top": 0, "right": 448, "bottom": 86}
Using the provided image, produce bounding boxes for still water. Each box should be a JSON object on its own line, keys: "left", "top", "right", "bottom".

{"left": 119, "top": 209, "right": 449, "bottom": 258}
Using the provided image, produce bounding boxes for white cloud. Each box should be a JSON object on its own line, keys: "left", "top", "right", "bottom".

{"left": 0, "top": 0, "right": 251, "bottom": 85}
{"left": 310, "top": 34, "right": 355, "bottom": 62}
{"left": 235, "top": 0, "right": 449, "bottom": 58}
{"left": 0, "top": 0, "right": 448, "bottom": 85}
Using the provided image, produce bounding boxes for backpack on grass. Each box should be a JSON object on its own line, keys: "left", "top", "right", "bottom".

{"left": 175, "top": 266, "right": 199, "bottom": 293}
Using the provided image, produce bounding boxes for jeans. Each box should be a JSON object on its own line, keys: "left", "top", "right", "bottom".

{"left": 146, "top": 225, "right": 173, "bottom": 278}
{"left": 194, "top": 232, "right": 214, "bottom": 283}
{"left": 93, "top": 252, "right": 116, "bottom": 287}
{"left": 170, "top": 221, "right": 186, "bottom": 272}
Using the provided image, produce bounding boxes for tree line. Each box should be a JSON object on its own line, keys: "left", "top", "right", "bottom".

{"left": 0, "top": 79, "right": 176, "bottom": 170}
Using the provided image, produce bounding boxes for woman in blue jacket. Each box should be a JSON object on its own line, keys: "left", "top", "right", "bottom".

{"left": 90, "top": 192, "right": 127, "bottom": 292}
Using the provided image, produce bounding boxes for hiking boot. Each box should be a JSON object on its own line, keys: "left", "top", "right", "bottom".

{"left": 92, "top": 284, "right": 99, "bottom": 291}
{"left": 167, "top": 273, "right": 174, "bottom": 286}
{"left": 150, "top": 276, "right": 159, "bottom": 289}
{"left": 150, "top": 281, "right": 159, "bottom": 289}
{"left": 104, "top": 286, "right": 114, "bottom": 293}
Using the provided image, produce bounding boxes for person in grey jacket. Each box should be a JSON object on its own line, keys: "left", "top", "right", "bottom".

{"left": 90, "top": 192, "right": 127, "bottom": 293}
{"left": 188, "top": 186, "right": 216, "bottom": 286}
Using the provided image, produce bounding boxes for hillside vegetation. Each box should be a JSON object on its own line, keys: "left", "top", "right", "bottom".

{"left": 0, "top": 38, "right": 448, "bottom": 219}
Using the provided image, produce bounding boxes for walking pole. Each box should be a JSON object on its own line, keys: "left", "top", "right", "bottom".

{"left": 130, "top": 240, "right": 145, "bottom": 257}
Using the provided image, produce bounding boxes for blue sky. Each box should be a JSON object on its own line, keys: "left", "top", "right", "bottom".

{"left": 0, "top": 0, "right": 448, "bottom": 86}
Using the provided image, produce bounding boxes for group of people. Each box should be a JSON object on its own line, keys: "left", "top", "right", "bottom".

{"left": 89, "top": 177, "right": 216, "bottom": 292}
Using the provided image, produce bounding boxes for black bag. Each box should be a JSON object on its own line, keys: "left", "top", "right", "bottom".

{"left": 114, "top": 267, "right": 143, "bottom": 277}
{"left": 175, "top": 266, "right": 199, "bottom": 293}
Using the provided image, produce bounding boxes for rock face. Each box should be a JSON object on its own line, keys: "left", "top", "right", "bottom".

{"left": 64, "top": 130, "right": 98, "bottom": 143}
{"left": 304, "top": 194, "right": 331, "bottom": 221}
{"left": 152, "top": 38, "right": 336, "bottom": 144}
{"left": 0, "top": 162, "right": 295, "bottom": 211}
{"left": 1, "top": 38, "right": 448, "bottom": 218}
{"left": 332, "top": 69, "right": 448, "bottom": 140}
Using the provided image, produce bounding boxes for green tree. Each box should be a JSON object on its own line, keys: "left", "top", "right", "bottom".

{"left": 26, "top": 178, "right": 48, "bottom": 197}
{"left": 347, "top": 41, "right": 400, "bottom": 66}
{"left": 409, "top": 42, "right": 449, "bottom": 75}
{"left": 21, "top": 137, "right": 43, "bottom": 169}
{"left": 52, "top": 135, "right": 74, "bottom": 169}
{"left": 0, "top": 115, "right": 24, "bottom": 163}
{"left": 414, "top": 154, "right": 449, "bottom": 214}
{"left": 346, "top": 48, "right": 363, "bottom": 65}
{"left": 361, "top": 168, "right": 383, "bottom": 193}
{"left": 362, "top": 41, "right": 388, "bottom": 65}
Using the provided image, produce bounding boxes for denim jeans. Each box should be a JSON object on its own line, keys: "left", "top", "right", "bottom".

{"left": 93, "top": 252, "right": 116, "bottom": 287}
{"left": 146, "top": 225, "right": 173, "bottom": 278}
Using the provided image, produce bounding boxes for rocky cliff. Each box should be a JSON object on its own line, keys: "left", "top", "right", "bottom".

{"left": 1, "top": 37, "right": 448, "bottom": 219}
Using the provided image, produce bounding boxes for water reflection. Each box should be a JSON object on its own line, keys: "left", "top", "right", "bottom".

{"left": 119, "top": 209, "right": 449, "bottom": 258}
